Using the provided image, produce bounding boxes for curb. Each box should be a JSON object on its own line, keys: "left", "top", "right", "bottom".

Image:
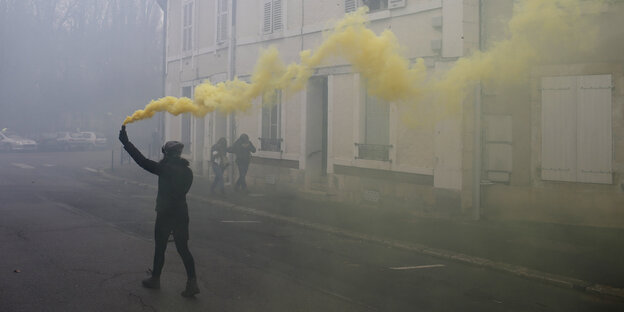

{"left": 99, "top": 169, "right": 624, "bottom": 301}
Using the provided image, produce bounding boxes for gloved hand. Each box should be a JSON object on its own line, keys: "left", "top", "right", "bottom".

{"left": 119, "top": 125, "right": 129, "bottom": 145}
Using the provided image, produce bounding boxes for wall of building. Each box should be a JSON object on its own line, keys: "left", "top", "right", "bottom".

{"left": 163, "top": 0, "right": 486, "bottom": 217}
{"left": 480, "top": 1, "right": 624, "bottom": 227}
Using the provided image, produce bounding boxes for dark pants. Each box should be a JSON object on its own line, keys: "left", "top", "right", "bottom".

{"left": 152, "top": 211, "right": 196, "bottom": 280}
{"left": 210, "top": 162, "right": 225, "bottom": 193}
{"left": 235, "top": 160, "right": 249, "bottom": 190}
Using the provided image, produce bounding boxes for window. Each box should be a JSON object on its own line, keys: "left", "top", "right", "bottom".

{"left": 182, "top": 1, "right": 194, "bottom": 52}
{"left": 541, "top": 75, "right": 612, "bottom": 184}
{"left": 262, "top": 0, "right": 283, "bottom": 35}
{"left": 346, "top": 0, "right": 396, "bottom": 13}
{"left": 260, "top": 91, "right": 282, "bottom": 152}
{"left": 181, "top": 86, "right": 193, "bottom": 154}
{"left": 363, "top": 0, "right": 388, "bottom": 11}
{"left": 357, "top": 91, "right": 391, "bottom": 161}
{"left": 216, "top": 0, "right": 228, "bottom": 43}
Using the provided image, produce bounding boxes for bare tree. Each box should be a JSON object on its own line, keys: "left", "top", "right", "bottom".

{"left": 0, "top": 0, "right": 163, "bottom": 134}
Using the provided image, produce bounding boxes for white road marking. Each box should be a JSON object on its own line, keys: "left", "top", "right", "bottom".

{"left": 11, "top": 163, "right": 34, "bottom": 169}
{"left": 389, "top": 264, "right": 445, "bottom": 270}
{"left": 84, "top": 167, "right": 99, "bottom": 173}
{"left": 220, "top": 220, "right": 261, "bottom": 223}
{"left": 42, "top": 164, "right": 55, "bottom": 167}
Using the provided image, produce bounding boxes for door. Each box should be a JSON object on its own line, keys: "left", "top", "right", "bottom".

{"left": 306, "top": 76, "right": 328, "bottom": 183}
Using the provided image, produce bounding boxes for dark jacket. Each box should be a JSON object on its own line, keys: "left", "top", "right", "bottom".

{"left": 228, "top": 140, "right": 256, "bottom": 163}
{"left": 123, "top": 141, "right": 193, "bottom": 213}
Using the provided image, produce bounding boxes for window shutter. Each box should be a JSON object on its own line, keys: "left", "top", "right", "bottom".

{"left": 541, "top": 76, "right": 577, "bottom": 182}
{"left": 217, "top": 0, "right": 228, "bottom": 43}
{"left": 272, "top": 0, "right": 283, "bottom": 31}
{"left": 263, "top": 0, "right": 273, "bottom": 34}
{"left": 576, "top": 74, "right": 612, "bottom": 184}
{"left": 345, "top": 0, "right": 358, "bottom": 13}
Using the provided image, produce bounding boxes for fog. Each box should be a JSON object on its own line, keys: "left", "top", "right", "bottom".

{"left": 0, "top": 0, "right": 163, "bottom": 143}
{"left": 1, "top": 0, "right": 623, "bottom": 310}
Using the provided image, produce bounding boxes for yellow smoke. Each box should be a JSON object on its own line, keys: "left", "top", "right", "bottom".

{"left": 123, "top": 0, "right": 600, "bottom": 125}
{"left": 430, "top": 0, "right": 599, "bottom": 116}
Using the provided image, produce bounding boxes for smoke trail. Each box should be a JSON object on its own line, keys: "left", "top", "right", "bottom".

{"left": 431, "top": 0, "right": 599, "bottom": 116}
{"left": 123, "top": 6, "right": 427, "bottom": 125}
{"left": 123, "top": 0, "right": 600, "bottom": 125}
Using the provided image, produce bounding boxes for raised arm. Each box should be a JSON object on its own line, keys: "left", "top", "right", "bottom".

{"left": 119, "top": 125, "right": 160, "bottom": 175}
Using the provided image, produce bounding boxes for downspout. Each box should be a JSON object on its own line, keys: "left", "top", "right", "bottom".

{"left": 160, "top": 0, "right": 168, "bottom": 144}
{"left": 228, "top": 0, "right": 237, "bottom": 182}
{"left": 473, "top": 0, "right": 484, "bottom": 220}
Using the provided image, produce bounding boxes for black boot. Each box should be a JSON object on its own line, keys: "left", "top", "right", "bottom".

{"left": 181, "top": 278, "right": 200, "bottom": 297}
{"left": 142, "top": 276, "right": 160, "bottom": 289}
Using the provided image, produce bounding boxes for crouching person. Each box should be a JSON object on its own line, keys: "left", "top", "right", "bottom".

{"left": 118, "top": 125, "right": 199, "bottom": 297}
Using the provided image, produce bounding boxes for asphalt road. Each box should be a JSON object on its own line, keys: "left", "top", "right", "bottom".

{"left": 1, "top": 150, "right": 622, "bottom": 311}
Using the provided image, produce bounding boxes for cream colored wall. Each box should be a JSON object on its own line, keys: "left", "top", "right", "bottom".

{"left": 164, "top": 0, "right": 473, "bottom": 206}
{"left": 167, "top": 0, "right": 181, "bottom": 56}
{"left": 302, "top": 0, "right": 348, "bottom": 26}
{"left": 196, "top": 0, "right": 216, "bottom": 49}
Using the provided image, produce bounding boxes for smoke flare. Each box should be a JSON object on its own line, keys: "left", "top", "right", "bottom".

{"left": 123, "top": 0, "right": 600, "bottom": 125}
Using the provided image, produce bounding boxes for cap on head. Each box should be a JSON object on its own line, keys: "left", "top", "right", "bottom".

{"left": 162, "top": 141, "right": 184, "bottom": 156}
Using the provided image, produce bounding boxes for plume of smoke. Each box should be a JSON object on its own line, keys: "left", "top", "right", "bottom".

{"left": 430, "top": 0, "right": 599, "bottom": 117}
{"left": 123, "top": 0, "right": 601, "bottom": 125}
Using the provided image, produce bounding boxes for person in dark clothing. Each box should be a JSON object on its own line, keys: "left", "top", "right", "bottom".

{"left": 210, "top": 137, "right": 229, "bottom": 195}
{"left": 228, "top": 133, "right": 256, "bottom": 192}
{"left": 118, "top": 125, "right": 199, "bottom": 298}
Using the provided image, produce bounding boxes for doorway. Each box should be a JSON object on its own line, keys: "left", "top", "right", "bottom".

{"left": 306, "top": 76, "right": 328, "bottom": 184}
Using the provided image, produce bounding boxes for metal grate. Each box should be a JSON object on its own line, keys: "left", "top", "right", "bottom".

{"left": 259, "top": 137, "right": 282, "bottom": 152}
{"left": 355, "top": 143, "right": 391, "bottom": 161}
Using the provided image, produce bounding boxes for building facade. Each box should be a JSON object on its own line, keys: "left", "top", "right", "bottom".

{"left": 162, "top": 0, "right": 624, "bottom": 227}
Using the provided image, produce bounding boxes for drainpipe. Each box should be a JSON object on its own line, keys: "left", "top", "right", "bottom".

{"left": 473, "top": 0, "right": 484, "bottom": 221}
{"left": 473, "top": 84, "right": 482, "bottom": 220}
{"left": 159, "top": 0, "right": 168, "bottom": 145}
{"left": 227, "top": 0, "right": 237, "bottom": 183}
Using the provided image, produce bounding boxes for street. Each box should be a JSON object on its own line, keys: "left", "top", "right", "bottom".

{"left": 1, "top": 150, "right": 622, "bottom": 311}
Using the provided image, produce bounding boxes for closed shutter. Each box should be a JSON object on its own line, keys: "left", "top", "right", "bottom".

{"left": 217, "top": 0, "right": 228, "bottom": 43}
{"left": 541, "top": 76, "right": 577, "bottom": 182}
{"left": 577, "top": 75, "right": 612, "bottom": 184}
{"left": 263, "top": 0, "right": 272, "bottom": 34}
{"left": 345, "top": 0, "right": 358, "bottom": 13}
{"left": 272, "top": 0, "right": 283, "bottom": 31}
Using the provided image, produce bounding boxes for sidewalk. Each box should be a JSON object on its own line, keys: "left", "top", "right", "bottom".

{"left": 105, "top": 161, "right": 624, "bottom": 300}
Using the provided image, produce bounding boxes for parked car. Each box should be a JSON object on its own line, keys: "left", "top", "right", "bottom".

{"left": 37, "top": 131, "right": 97, "bottom": 151}
{"left": 0, "top": 130, "right": 38, "bottom": 152}
{"left": 62, "top": 132, "right": 97, "bottom": 150}
{"left": 94, "top": 132, "right": 108, "bottom": 149}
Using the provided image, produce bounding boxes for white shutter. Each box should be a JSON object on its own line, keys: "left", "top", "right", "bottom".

{"left": 576, "top": 74, "right": 612, "bottom": 184}
{"left": 272, "top": 0, "right": 282, "bottom": 31}
{"left": 541, "top": 76, "right": 577, "bottom": 182}
{"left": 217, "top": 0, "right": 228, "bottom": 43}
{"left": 263, "top": 0, "right": 273, "bottom": 34}
{"left": 389, "top": 0, "right": 406, "bottom": 9}
{"left": 345, "top": 0, "right": 358, "bottom": 13}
